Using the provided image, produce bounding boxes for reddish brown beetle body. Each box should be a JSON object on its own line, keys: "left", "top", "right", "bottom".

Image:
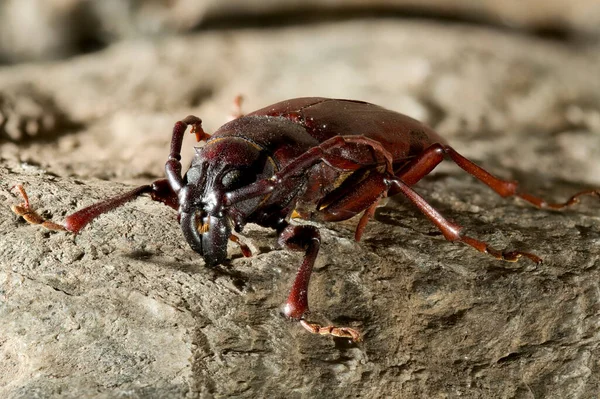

{"left": 12, "top": 97, "right": 599, "bottom": 341}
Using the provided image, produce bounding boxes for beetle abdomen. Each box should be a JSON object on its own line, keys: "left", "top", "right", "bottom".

{"left": 249, "top": 97, "right": 446, "bottom": 161}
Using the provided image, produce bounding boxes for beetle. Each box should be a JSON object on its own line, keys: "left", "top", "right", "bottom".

{"left": 12, "top": 97, "right": 599, "bottom": 341}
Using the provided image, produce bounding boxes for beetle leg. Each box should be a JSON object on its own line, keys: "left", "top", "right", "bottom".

{"left": 278, "top": 224, "right": 320, "bottom": 320}
{"left": 278, "top": 223, "right": 361, "bottom": 341}
{"left": 394, "top": 143, "right": 445, "bottom": 186}
{"left": 315, "top": 170, "right": 389, "bottom": 241}
{"left": 354, "top": 194, "right": 385, "bottom": 242}
{"left": 11, "top": 179, "right": 178, "bottom": 234}
{"left": 386, "top": 177, "right": 542, "bottom": 263}
{"left": 443, "top": 146, "right": 600, "bottom": 209}
{"left": 317, "top": 135, "right": 395, "bottom": 174}
{"left": 397, "top": 143, "right": 600, "bottom": 209}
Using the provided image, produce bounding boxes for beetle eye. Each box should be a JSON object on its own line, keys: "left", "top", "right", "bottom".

{"left": 221, "top": 169, "right": 245, "bottom": 190}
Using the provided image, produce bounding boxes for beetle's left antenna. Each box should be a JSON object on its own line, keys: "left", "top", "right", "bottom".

{"left": 165, "top": 115, "right": 207, "bottom": 193}
{"left": 189, "top": 119, "right": 210, "bottom": 143}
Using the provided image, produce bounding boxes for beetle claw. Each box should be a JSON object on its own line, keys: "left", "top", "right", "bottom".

{"left": 299, "top": 319, "right": 361, "bottom": 342}
{"left": 229, "top": 234, "right": 252, "bottom": 257}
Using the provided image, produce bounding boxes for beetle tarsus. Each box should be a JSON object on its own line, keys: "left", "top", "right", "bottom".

{"left": 520, "top": 188, "right": 600, "bottom": 210}
{"left": 460, "top": 235, "right": 543, "bottom": 264}
{"left": 300, "top": 319, "right": 361, "bottom": 342}
{"left": 11, "top": 184, "right": 67, "bottom": 231}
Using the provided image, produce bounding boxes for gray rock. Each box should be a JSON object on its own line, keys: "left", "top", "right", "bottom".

{"left": 1, "top": 20, "right": 599, "bottom": 398}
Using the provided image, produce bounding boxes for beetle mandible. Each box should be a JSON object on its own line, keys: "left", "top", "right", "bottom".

{"left": 12, "top": 97, "right": 600, "bottom": 341}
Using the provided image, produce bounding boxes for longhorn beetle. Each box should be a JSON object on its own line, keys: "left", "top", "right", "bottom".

{"left": 12, "top": 97, "right": 600, "bottom": 341}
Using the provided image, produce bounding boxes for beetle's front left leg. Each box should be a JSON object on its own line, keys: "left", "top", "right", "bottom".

{"left": 279, "top": 223, "right": 361, "bottom": 341}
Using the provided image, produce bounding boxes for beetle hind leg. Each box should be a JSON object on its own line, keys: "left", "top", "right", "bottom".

{"left": 442, "top": 145, "right": 598, "bottom": 210}
{"left": 396, "top": 143, "right": 600, "bottom": 210}
{"left": 386, "top": 177, "right": 543, "bottom": 264}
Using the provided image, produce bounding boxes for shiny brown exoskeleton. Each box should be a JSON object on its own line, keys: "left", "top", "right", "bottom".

{"left": 12, "top": 97, "right": 600, "bottom": 341}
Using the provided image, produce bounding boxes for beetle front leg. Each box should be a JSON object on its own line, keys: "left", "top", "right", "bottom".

{"left": 11, "top": 179, "right": 178, "bottom": 234}
{"left": 279, "top": 223, "right": 361, "bottom": 341}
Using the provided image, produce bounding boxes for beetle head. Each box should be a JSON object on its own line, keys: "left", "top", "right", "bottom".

{"left": 178, "top": 137, "right": 276, "bottom": 266}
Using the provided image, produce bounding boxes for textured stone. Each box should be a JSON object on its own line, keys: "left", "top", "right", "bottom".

{"left": 1, "top": 20, "right": 600, "bottom": 398}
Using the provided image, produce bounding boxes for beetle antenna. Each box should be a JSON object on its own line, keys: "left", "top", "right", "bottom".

{"left": 186, "top": 117, "right": 210, "bottom": 142}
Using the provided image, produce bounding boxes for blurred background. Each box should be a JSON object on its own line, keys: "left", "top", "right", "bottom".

{"left": 1, "top": 0, "right": 600, "bottom": 64}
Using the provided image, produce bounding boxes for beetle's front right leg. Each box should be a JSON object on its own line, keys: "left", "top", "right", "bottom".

{"left": 11, "top": 179, "right": 179, "bottom": 233}
{"left": 11, "top": 115, "right": 207, "bottom": 233}
{"left": 279, "top": 223, "right": 361, "bottom": 342}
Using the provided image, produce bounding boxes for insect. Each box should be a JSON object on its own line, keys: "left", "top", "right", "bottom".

{"left": 12, "top": 97, "right": 599, "bottom": 341}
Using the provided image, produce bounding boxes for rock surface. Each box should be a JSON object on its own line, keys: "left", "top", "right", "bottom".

{"left": 1, "top": 20, "right": 600, "bottom": 398}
